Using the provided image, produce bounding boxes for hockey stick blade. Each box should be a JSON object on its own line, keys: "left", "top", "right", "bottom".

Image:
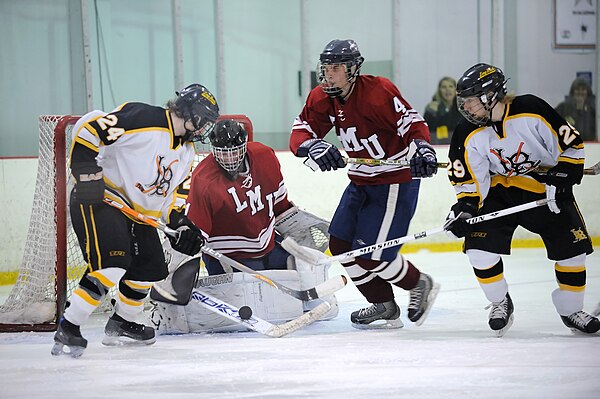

{"left": 191, "top": 290, "right": 331, "bottom": 338}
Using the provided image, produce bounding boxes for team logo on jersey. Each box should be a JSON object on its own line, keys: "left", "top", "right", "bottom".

{"left": 241, "top": 173, "right": 253, "bottom": 189}
{"left": 490, "top": 145, "right": 541, "bottom": 176}
{"left": 338, "top": 109, "right": 345, "bottom": 121}
{"left": 135, "top": 155, "right": 178, "bottom": 197}
{"left": 570, "top": 228, "right": 588, "bottom": 243}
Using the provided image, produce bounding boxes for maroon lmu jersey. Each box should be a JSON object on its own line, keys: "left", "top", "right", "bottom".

{"left": 290, "top": 75, "right": 430, "bottom": 185}
{"left": 187, "top": 142, "right": 291, "bottom": 259}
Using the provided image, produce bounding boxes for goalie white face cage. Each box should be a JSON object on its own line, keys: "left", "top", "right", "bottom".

{"left": 0, "top": 114, "right": 253, "bottom": 333}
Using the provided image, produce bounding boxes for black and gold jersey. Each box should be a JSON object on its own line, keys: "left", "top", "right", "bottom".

{"left": 448, "top": 94, "right": 585, "bottom": 207}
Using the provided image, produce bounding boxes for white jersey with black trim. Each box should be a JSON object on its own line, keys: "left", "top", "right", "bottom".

{"left": 448, "top": 94, "right": 585, "bottom": 207}
{"left": 70, "top": 102, "right": 196, "bottom": 222}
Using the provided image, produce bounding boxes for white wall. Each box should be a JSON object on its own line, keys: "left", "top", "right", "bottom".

{"left": 2, "top": 144, "right": 599, "bottom": 273}
{"left": 1, "top": 0, "right": 597, "bottom": 157}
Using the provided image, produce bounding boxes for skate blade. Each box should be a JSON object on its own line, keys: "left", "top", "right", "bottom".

{"left": 493, "top": 314, "right": 514, "bottom": 337}
{"left": 351, "top": 318, "right": 404, "bottom": 330}
{"left": 413, "top": 283, "right": 441, "bottom": 327}
{"left": 102, "top": 335, "right": 157, "bottom": 346}
{"left": 51, "top": 342, "right": 85, "bottom": 358}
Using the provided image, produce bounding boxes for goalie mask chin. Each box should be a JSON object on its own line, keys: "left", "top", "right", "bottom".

{"left": 209, "top": 119, "right": 248, "bottom": 179}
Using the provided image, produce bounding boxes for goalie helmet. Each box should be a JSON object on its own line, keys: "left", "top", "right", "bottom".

{"left": 456, "top": 63, "right": 507, "bottom": 126}
{"left": 209, "top": 119, "right": 248, "bottom": 179}
{"left": 170, "top": 83, "right": 220, "bottom": 142}
{"left": 318, "top": 39, "right": 364, "bottom": 97}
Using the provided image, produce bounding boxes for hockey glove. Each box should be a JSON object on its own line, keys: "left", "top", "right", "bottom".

{"left": 408, "top": 139, "right": 438, "bottom": 178}
{"left": 72, "top": 162, "right": 105, "bottom": 205}
{"left": 544, "top": 161, "right": 581, "bottom": 214}
{"left": 444, "top": 200, "right": 478, "bottom": 239}
{"left": 167, "top": 214, "right": 205, "bottom": 256}
{"left": 297, "top": 139, "right": 345, "bottom": 171}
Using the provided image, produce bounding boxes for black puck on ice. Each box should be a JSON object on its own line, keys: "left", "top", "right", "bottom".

{"left": 238, "top": 306, "right": 253, "bottom": 320}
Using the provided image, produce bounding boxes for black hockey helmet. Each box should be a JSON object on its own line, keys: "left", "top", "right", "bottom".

{"left": 209, "top": 119, "right": 248, "bottom": 178}
{"left": 456, "top": 63, "right": 507, "bottom": 126}
{"left": 318, "top": 39, "right": 364, "bottom": 97}
{"left": 172, "top": 83, "right": 219, "bottom": 142}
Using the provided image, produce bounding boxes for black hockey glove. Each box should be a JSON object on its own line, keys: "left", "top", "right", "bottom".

{"left": 544, "top": 162, "right": 582, "bottom": 214}
{"left": 444, "top": 200, "right": 478, "bottom": 239}
{"left": 297, "top": 139, "right": 345, "bottom": 171}
{"left": 72, "top": 162, "right": 105, "bottom": 205}
{"left": 167, "top": 214, "right": 205, "bottom": 256}
{"left": 409, "top": 139, "right": 438, "bottom": 178}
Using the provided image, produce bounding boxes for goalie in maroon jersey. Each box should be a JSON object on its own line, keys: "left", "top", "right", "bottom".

{"left": 149, "top": 119, "right": 338, "bottom": 332}
{"left": 289, "top": 39, "right": 440, "bottom": 329}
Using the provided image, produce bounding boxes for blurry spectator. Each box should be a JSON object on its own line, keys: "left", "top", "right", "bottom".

{"left": 424, "top": 76, "right": 463, "bottom": 144}
{"left": 555, "top": 78, "right": 596, "bottom": 141}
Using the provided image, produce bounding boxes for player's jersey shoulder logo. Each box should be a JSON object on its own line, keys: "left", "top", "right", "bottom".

{"left": 135, "top": 155, "right": 178, "bottom": 197}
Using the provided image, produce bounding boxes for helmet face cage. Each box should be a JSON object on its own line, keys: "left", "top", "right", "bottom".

{"left": 456, "top": 63, "right": 507, "bottom": 126}
{"left": 209, "top": 120, "right": 248, "bottom": 176}
{"left": 318, "top": 39, "right": 364, "bottom": 97}
{"left": 175, "top": 83, "right": 219, "bottom": 142}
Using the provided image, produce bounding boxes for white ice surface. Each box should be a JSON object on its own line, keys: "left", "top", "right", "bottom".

{"left": 1, "top": 248, "right": 599, "bottom": 399}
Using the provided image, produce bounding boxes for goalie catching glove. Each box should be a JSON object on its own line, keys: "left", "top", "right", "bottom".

{"left": 167, "top": 213, "right": 205, "bottom": 256}
{"left": 297, "top": 139, "right": 345, "bottom": 171}
{"left": 72, "top": 162, "right": 105, "bottom": 205}
{"left": 275, "top": 205, "right": 330, "bottom": 253}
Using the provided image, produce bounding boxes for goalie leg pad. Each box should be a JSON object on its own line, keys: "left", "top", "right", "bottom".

{"left": 275, "top": 205, "right": 330, "bottom": 252}
{"left": 149, "top": 270, "right": 304, "bottom": 334}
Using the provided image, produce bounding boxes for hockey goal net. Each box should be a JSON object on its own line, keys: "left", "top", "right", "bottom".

{"left": 0, "top": 114, "right": 253, "bottom": 332}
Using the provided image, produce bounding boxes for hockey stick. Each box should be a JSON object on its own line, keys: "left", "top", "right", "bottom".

{"left": 344, "top": 157, "right": 449, "bottom": 169}
{"left": 345, "top": 157, "right": 600, "bottom": 176}
{"left": 282, "top": 199, "right": 549, "bottom": 265}
{"left": 103, "top": 198, "right": 347, "bottom": 301}
{"left": 188, "top": 289, "right": 331, "bottom": 338}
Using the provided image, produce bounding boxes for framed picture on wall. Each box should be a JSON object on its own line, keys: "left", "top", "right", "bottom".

{"left": 553, "top": 0, "right": 596, "bottom": 49}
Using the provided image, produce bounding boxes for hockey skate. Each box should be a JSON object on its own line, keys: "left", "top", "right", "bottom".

{"left": 485, "top": 293, "right": 514, "bottom": 337}
{"left": 102, "top": 313, "right": 156, "bottom": 346}
{"left": 51, "top": 317, "right": 88, "bottom": 358}
{"left": 350, "top": 300, "right": 403, "bottom": 329}
{"left": 407, "top": 273, "right": 440, "bottom": 326}
{"left": 560, "top": 311, "right": 600, "bottom": 334}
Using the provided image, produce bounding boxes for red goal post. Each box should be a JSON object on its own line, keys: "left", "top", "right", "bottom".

{"left": 0, "top": 113, "right": 253, "bottom": 332}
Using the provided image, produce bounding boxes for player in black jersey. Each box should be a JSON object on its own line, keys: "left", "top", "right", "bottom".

{"left": 443, "top": 63, "right": 598, "bottom": 336}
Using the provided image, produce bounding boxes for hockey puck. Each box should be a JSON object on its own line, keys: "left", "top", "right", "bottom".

{"left": 238, "top": 306, "right": 253, "bottom": 320}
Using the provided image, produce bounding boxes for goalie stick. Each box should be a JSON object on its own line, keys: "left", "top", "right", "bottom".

{"left": 187, "top": 289, "right": 331, "bottom": 338}
{"left": 103, "top": 198, "right": 347, "bottom": 302}
{"left": 282, "top": 199, "right": 549, "bottom": 265}
{"left": 345, "top": 157, "right": 600, "bottom": 176}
